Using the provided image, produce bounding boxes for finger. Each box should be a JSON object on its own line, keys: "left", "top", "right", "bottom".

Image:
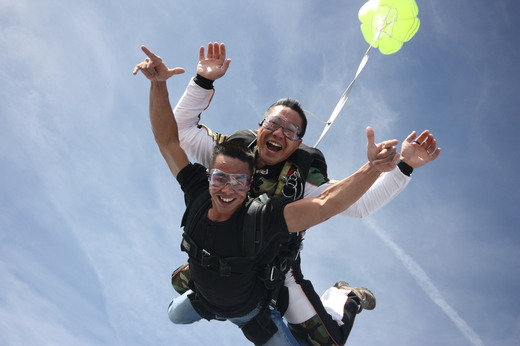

{"left": 139, "top": 68, "right": 153, "bottom": 79}
{"left": 141, "top": 45, "right": 160, "bottom": 61}
{"left": 141, "top": 62, "right": 156, "bottom": 75}
{"left": 429, "top": 148, "right": 441, "bottom": 160}
{"left": 414, "top": 130, "right": 430, "bottom": 144}
{"left": 380, "top": 139, "right": 399, "bottom": 148}
{"left": 404, "top": 130, "right": 417, "bottom": 143}
{"left": 422, "top": 133, "right": 434, "bottom": 146}
{"left": 372, "top": 152, "right": 399, "bottom": 166}
{"left": 207, "top": 42, "right": 214, "bottom": 58}
{"left": 219, "top": 43, "right": 226, "bottom": 60}
{"left": 376, "top": 149, "right": 397, "bottom": 163}
{"left": 376, "top": 143, "right": 397, "bottom": 154}
{"left": 199, "top": 46, "right": 205, "bottom": 60}
{"left": 426, "top": 138, "right": 437, "bottom": 152}
{"left": 424, "top": 138, "right": 438, "bottom": 156}
{"left": 377, "top": 146, "right": 397, "bottom": 158}
{"left": 366, "top": 126, "right": 375, "bottom": 147}
{"left": 132, "top": 62, "right": 148, "bottom": 75}
{"left": 378, "top": 147, "right": 390, "bottom": 157}
{"left": 213, "top": 42, "right": 221, "bottom": 59}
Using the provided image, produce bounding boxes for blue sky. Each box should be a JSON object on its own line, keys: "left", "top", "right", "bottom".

{"left": 1, "top": 0, "right": 519, "bottom": 345}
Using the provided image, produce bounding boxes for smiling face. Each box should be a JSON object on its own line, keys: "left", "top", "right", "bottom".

{"left": 256, "top": 105, "right": 303, "bottom": 168}
{"left": 207, "top": 154, "right": 251, "bottom": 221}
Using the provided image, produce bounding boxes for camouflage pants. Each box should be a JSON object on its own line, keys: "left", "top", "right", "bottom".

{"left": 289, "top": 315, "right": 337, "bottom": 346}
{"left": 171, "top": 263, "right": 191, "bottom": 295}
{"left": 288, "top": 296, "right": 359, "bottom": 346}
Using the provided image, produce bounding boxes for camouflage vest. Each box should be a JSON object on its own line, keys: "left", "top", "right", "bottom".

{"left": 225, "top": 129, "right": 329, "bottom": 201}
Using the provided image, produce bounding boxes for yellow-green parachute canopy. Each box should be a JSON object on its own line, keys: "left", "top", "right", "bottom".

{"left": 359, "top": 0, "right": 420, "bottom": 55}
{"left": 314, "top": 0, "right": 421, "bottom": 147}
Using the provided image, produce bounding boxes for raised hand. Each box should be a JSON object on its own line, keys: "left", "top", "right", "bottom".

{"left": 366, "top": 126, "right": 400, "bottom": 173}
{"left": 196, "top": 42, "right": 231, "bottom": 80}
{"left": 400, "top": 130, "right": 441, "bottom": 168}
{"left": 133, "top": 45, "right": 185, "bottom": 81}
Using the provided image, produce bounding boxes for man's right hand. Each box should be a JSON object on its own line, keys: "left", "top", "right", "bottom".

{"left": 366, "top": 126, "right": 400, "bottom": 173}
{"left": 196, "top": 42, "right": 231, "bottom": 80}
{"left": 133, "top": 45, "right": 185, "bottom": 81}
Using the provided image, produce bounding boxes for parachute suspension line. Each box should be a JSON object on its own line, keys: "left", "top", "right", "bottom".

{"left": 314, "top": 26, "right": 384, "bottom": 148}
{"left": 304, "top": 109, "right": 329, "bottom": 124}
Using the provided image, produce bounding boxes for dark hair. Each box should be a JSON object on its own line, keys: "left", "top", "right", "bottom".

{"left": 264, "top": 98, "right": 307, "bottom": 139}
{"left": 210, "top": 141, "right": 255, "bottom": 175}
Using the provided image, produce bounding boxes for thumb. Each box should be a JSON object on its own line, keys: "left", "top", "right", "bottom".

{"left": 366, "top": 126, "right": 375, "bottom": 147}
{"left": 167, "top": 67, "right": 186, "bottom": 77}
{"left": 223, "top": 58, "right": 232, "bottom": 70}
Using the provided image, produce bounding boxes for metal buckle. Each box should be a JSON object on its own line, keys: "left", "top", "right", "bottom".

{"left": 269, "top": 266, "right": 277, "bottom": 281}
{"left": 200, "top": 249, "right": 212, "bottom": 266}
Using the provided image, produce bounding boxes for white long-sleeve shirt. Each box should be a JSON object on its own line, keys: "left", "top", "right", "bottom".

{"left": 174, "top": 78, "right": 411, "bottom": 218}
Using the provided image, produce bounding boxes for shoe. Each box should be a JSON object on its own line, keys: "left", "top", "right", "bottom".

{"left": 333, "top": 281, "right": 376, "bottom": 312}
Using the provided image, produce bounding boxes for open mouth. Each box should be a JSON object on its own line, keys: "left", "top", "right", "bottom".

{"left": 219, "top": 196, "right": 235, "bottom": 204}
{"left": 266, "top": 140, "right": 282, "bottom": 152}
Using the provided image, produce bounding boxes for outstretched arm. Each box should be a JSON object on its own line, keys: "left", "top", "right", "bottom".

{"left": 303, "top": 129, "right": 441, "bottom": 218}
{"left": 284, "top": 127, "right": 399, "bottom": 233}
{"left": 174, "top": 42, "right": 232, "bottom": 166}
{"left": 149, "top": 81, "right": 190, "bottom": 177}
{"left": 133, "top": 46, "right": 189, "bottom": 177}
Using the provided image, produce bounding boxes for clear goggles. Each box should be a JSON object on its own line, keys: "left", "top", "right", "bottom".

{"left": 208, "top": 169, "right": 251, "bottom": 191}
{"left": 259, "top": 114, "right": 301, "bottom": 141}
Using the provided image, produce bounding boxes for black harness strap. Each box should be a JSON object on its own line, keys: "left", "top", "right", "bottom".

{"left": 242, "top": 194, "right": 267, "bottom": 257}
{"left": 241, "top": 303, "right": 279, "bottom": 345}
{"left": 180, "top": 190, "right": 211, "bottom": 230}
{"left": 181, "top": 231, "right": 257, "bottom": 276}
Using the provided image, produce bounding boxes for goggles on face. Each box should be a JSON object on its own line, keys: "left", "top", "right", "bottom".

{"left": 208, "top": 169, "right": 251, "bottom": 191}
{"left": 259, "top": 114, "right": 302, "bottom": 141}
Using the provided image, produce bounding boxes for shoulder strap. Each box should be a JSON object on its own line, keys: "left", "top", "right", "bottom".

{"left": 226, "top": 129, "right": 258, "bottom": 149}
{"left": 242, "top": 194, "right": 269, "bottom": 257}
{"left": 290, "top": 144, "right": 329, "bottom": 182}
{"left": 181, "top": 190, "right": 211, "bottom": 230}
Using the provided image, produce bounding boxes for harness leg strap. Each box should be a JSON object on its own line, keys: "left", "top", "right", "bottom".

{"left": 240, "top": 305, "right": 278, "bottom": 345}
